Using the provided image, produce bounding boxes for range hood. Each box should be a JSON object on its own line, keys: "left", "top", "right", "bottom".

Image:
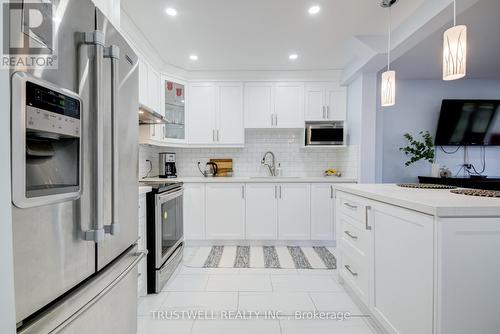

{"left": 138, "top": 104, "right": 166, "bottom": 125}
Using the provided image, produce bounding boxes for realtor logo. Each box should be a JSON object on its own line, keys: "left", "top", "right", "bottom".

{"left": 2, "top": 0, "right": 58, "bottom": 69}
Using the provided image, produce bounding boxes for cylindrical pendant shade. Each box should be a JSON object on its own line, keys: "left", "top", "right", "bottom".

{"left": 381, "top": 70, "right": 396, "bottom": 107}
{"left": 443, "top": 25, "right": 467, "bottom": 81}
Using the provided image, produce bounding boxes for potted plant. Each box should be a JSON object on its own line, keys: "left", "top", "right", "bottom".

{"left": 399, "top": 131, "right": 439, "bottom": 177}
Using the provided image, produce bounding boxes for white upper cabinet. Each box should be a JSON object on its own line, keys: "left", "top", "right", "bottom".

{"left": 138, "top": 58, "right": 149, "bottom": 108}
{"left": 187, "top": 83, "right": 217, "bottom": 144}
{"left": 217, "top": 83, "right": 244, "bottom": 144}
{"left": 244, "top": 83, "right": 275, "bottom": 128}
{"left": 148, "top": 67, "right": 161, "bottom": 114}
{"left": 305, "top": 83, "right": 346, "bottom": 121}
{"left": 187, "top": 82, "right": 244, "bottom": 145}
{"left": 274, "top": 82, "right": 304, "bottom": 128}
{"left": 244, "top": 82, "right": 304, "bottom": 129}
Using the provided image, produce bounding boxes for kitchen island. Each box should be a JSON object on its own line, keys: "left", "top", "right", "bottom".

{"left": 335, "top": 184, "right": 500, "bottom": 334}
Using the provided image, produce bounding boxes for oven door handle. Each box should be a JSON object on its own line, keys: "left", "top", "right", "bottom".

{"left": 157, "top": 188, "right": 184, "bottom": 203}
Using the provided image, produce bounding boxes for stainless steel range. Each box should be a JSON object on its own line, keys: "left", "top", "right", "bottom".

{"left": 143, "top": 182, "right": 184, "bottom": 293}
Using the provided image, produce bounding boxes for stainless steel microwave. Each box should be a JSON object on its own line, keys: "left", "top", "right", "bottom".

{"left": 305, "top": 121, "right": 345, "bottom": 146}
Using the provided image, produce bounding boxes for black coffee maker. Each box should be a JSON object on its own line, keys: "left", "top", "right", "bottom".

{"left": 159, "top": 152, "right": 177, "bottom": 178}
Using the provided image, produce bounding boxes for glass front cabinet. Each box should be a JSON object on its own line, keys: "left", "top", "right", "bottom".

{"left": 162, "top": 76, "right": 186, "bottom": 143}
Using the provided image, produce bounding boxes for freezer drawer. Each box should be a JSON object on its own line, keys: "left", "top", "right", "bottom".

{"left": 18, "top": 247, "right": 145, "bottom": 334}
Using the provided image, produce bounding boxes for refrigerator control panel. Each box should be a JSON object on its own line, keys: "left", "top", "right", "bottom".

{"left": 25, "top": 80, "right": 81, "bottom": 137}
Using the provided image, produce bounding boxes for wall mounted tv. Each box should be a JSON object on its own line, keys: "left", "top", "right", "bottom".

{"left": 434, "top": 99, "right": 500, "bottom": 146}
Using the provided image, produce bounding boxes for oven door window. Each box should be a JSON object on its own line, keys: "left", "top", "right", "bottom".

{"left": 160, "top": 194, "right": 183, "bottom": 259}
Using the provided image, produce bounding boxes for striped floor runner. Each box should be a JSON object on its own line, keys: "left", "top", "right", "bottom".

{"left": 186, "top": 246, "right": 336, "bottom": 270}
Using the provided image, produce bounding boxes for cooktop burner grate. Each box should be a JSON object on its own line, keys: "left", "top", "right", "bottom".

{"left": 397, "top": 183, "right": 456, "bottom": 189}
{"left": 450, "top": 189, "right": 500, "bottom": 198}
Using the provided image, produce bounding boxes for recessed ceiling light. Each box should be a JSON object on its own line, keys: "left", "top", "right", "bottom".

{"left": 189, "top": 54, "right": 198, "bottom": 61}
{"left": 308, "top": 5, "right": 321, "bottom": 15}
{"left": 289, "top": 53, "right": 298, "bottom": 60}
{"left": 165, "top": 7, "right": 177, "bottom": 16}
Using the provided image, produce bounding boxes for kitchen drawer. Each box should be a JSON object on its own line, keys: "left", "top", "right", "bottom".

{"left": 338, "top": 193, "right": 369, "bottom": 228}
{"left": 340, "top": 248, "right": 369, "bottom": 304}
{"left": 340, "top": 214, "right": 369, "bottom": 256}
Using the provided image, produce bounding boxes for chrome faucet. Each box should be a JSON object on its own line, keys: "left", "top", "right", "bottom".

{"left": 261, "top": 151, "right": 277, "bottom": 176}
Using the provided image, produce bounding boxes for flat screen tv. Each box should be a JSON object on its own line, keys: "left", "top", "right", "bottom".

{"left": 434, "top": 99, "right": 500, "bottom": 146}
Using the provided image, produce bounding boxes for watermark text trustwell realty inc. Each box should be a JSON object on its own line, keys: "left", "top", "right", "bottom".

{"left": 2, "top": 0, "right": 58, "bottom": 69}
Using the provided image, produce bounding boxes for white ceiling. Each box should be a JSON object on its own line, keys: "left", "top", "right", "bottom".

{"left": 391, "top": 0, "right": 500, "bottom": 79}
{"left": 121, "top": 0, "right": 425, "bottom": 71}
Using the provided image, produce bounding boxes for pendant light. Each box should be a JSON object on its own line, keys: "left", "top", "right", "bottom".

{"left": 443, "top": 0, "right": 467, "bottom": 80}
{"left": 380, "top": 0, "right": 397, "bottom": 107}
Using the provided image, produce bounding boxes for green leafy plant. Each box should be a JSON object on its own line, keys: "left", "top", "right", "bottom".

{"left": 399, "top": 131, "right": 435, "bottom": 166}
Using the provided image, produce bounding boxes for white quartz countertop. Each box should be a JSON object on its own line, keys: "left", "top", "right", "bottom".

{"left": 335, "top": 184, "right": 500, "bottom": 217}
{"left": 138, "top": 185, "right": 152, "bottom": 195}
{"left": 140, "top": 176, "right": 358, "bottom": 184}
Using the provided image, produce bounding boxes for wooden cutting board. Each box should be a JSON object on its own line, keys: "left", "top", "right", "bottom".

{"left": 210, "top": 159, "right": 233, "bottom": 177}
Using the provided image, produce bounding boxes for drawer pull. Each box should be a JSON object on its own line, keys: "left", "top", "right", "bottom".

{"left": 344, "top": 202, "right": 358, "bottom": 209}
{"left": 344, "top": 265, "right": 358, "bottom": 277}
{"left": 344, "top": 231, "right": 358, "bottom": 240}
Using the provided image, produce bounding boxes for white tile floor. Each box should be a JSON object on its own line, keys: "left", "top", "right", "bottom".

{"left": 137, "top": 247, "right": 377, "bottom": 334}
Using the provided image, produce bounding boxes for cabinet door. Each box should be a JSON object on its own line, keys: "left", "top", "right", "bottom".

{"left": 148, "top": 67, "right": 161, "bottom": 113}
{"left": 187, "top": 83, "right": 217, "bottom": 144}
{"left": 245, "top": 184, "right": 278, "bottom": 240}
{"left": 278, "top": 183, "right": 310, "bottom": 240}
{"left": 371, "top": 203, "right": 434, "bottom": 334}
{"left": 183, "top": 184, "right": 206, "bottom": 240}
{"left": 305, "top": 83, "right": 326, "bottom": 121}
{"left": 205, "top": 184, "right": 245, "bottom": 239}
{"left": 244, "top": 83, "right": 274, "bottom": 128}
{"left": 138, "top": 58, "right": 149, "bottom": 108}
{"left": 217, "top": 83, "right": 244, "bottom": 144}
{"left": 310, "top": 184, "right": 334, "bottom": 240}
{"left": 275, "top": 82, "right": 304, "bottom": 128}
{"left": 325, "top": 86, "right": 347, "bottom": 120}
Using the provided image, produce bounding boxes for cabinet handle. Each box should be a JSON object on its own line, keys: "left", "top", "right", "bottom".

{"left": 279, "top": 185, "right": 282, "bottom": 199}
{"left": 242, "top": 185, "right": 245, "bottom": 199}
{"left": 344, "top": 231, "right": 358, "bottom": 240}
{"left": 274, "top": 185, "right": 277, "bottom": 199}
{"left": 343, "top": 202, "right": 358, "bottom": 209}
{"left": 322, "top": 106, "right": 326, "bottom": 119}
{"left": 344, "top": 265, "right": 358, "bottom": 277}
{"left": 365, "top": 206, "right": 372, "bottom": 231}
{"left": 330, "top": 185, "right": 333, "bottom": 199}
{"left": 326, "top": 106, "right": 330, "bottom": 119}
{"left": 271, "top": 114, "right": 274, "bottom": 127}
{"left": 212, "top": 129, "right": 215, "bottom": 142}
{"left": 275, "top": 114, "right": 278, "bottom": 127}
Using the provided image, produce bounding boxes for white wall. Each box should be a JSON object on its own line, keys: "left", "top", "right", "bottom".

{"left": 346, "top": 73, "right": 378, "bottom": 183}
{"left": 379, "top": 79, "right": 500, "bottom": 183}
{"left": 139, "top": 129, "right": 358, "bottom": 180}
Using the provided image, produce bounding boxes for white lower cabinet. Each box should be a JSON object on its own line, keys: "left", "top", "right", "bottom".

{"left": 277, "top": 183, "right": 311, "bottom": 240}
{"left": 245, "top": 184, "right": 278, "bottom": 240}
{"left": 183, "top": 183, "right": 206, "bottom": 240}
{"left": 310, "top": 183, "right": 335, "bottom": 240}
{"left": 370, "top": 203, "right": 434, "bottom": 334}
{"left": 205, "top": 184, "right": 245, "bottom": 239}
{"left": 336, "top": 191, "right": 434, "bottom": 334}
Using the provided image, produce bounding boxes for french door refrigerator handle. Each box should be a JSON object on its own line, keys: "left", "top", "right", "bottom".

{"left": 104, "top": 45, "right": 121, "bottom": 235}
{"left": 79, "top": 30, "right": 106, "bottom": 243}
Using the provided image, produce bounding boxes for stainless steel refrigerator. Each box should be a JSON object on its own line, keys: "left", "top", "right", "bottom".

{"left": 9, "top": 1, "right": 143, "bottom": 333}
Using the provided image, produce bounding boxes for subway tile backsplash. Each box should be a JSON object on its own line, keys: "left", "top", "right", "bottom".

{"left": 139, "top": 129, "right": 358, "bottom": 179}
